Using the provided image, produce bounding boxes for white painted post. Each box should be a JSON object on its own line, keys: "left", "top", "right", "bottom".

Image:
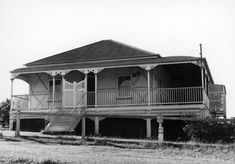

{"left": 73, "top": 81, "right": 76, "bottom": 108}
{"left": 84, "top": 73, "right": 88, "bottom": 107}
{"left": 52, "top": 75, "right": 55, "bottom": 110}
{"left": 201, "top": 68, "right": 204, "bottom": 98}
{"left": 201, "top": 68, "right": 204, "bottom": 88}
{"left": 147, "top": 69, "right": 151, "bottom": 106}
{"left": 9, "top": 78, "right": 14, "bottom": 130}
{"left": 200, "top": 57, "right": 205, "bottom": 105}
{"left": 28, "top": 82, "right": 31, "bottom": 110}
{"left": 61, "top": 75, "right": 65, "bottom": 108}
{"left": 95, "top": 73, "right": 97, "bottom": 108}
{"left": 95, "top": 117, "right": 99, "bottom": 136}
{"left": 15, "top": 110, "right": 20, "bottom": 137}
{"left": 146, "top": 118, "right": 151, "bottom": 138}
{"left": 94, "top": 72, "right": 99, "bottom": 136}
{"left": 157, "top": 116, "right": 164, "bottom": 142}
{"left": 82, "top": 117, "right": 86, "bottom": 138}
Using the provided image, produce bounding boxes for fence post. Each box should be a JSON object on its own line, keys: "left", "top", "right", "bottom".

{"left": 15, "top": 110, "right": 21, "bottom": 137}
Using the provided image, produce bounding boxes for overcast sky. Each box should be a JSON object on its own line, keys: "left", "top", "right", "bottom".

{"left": 0, "top": 0, "right": 234, "bottom": 117}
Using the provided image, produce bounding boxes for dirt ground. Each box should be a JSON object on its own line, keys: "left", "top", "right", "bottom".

{"left": 0, "top": 131, "right": 234, "bottom": 164}
{"left": 0, "top": 140, "right": 234, "bottom": 164}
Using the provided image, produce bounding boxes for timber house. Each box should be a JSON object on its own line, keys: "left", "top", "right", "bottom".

{"left": 10, "top": 40, "right": 226, "bottom": 140}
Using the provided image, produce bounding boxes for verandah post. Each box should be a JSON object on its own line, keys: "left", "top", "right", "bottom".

{"left": 95, "top": 72, "right": 97, "bottom": 108}
{"left": 9, "top": 78, "right": 14, "bottom": 130}
{"left": 94, "top": 70, "right": 100, "bottom": 136}
{"left": 82, "top": 72, "right": 88, "bottom": 138}
{"left": 52, "top": 75, "right": 55, "bottom": 110}
{"left": 147, "top": 68, "right": 151, "bottom": 106}
{"left": 73, "top": 81, "right": 76, "bottom": 108}
{"left": 61, "top": 74, "right": 65, "bottom": 108}
{"left": 84, "top": 73, "right": 88, "bottom": 107}
{"left": 200, "top": 43, "right": 205, "bottom": 105}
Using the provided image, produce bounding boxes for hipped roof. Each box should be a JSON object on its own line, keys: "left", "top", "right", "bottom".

{"left": 25, "top": 40, "right": 160, "bottom": 66}
{"left": 11, "top": 39, "right": 213, "bottom": 83}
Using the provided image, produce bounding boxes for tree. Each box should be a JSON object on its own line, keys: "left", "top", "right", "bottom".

{"left": 0, "top": 99, "right": 10, "bottom": 127}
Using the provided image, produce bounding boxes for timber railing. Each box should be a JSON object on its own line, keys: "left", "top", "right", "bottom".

{"left": 12, "top": 92, "right": 62, "bottom": 110}
{"left": 151, "top": 87, "right": 203, "bottom": 105}
{"left": 12, "top": 87, "right": 209, "bottom": 109}
{"left": 12, "top": 95, "right": 30, "bottom": 110}
{"left": 88, "top": 89, "right": 148, "bottom": 107}
{"left": 88, "top": 87, "right": 207, "bottom": 107}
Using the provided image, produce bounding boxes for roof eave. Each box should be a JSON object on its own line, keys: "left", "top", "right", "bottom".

{"left": 11, "top": 57, "right": 202, "bottom": 74}
{"left": 201, "top": 58, "right": 214, "bottom": 84}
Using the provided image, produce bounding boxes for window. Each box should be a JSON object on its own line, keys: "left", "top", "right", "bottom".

{"left": 49, "top": 79, "right": 62, "bottom": 101}
{"left": 117, "top": 75, "right": 132, "bottom": 97}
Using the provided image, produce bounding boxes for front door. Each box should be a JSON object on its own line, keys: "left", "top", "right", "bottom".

{"left": 63, "top": 80, "right": 85, "bottom": 108}
{"left": 87, "top": 72, "right": 95, "bottom": 107}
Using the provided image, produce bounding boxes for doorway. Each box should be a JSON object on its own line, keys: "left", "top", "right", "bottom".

{"left": 87, "top": 72, "right": 95, "bottom": 107}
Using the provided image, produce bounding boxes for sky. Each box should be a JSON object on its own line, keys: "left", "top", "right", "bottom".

{"left": 0, "top": 0, "right": 234, "bottom": 118}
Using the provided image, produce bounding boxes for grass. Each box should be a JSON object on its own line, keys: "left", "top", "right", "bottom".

{"left": 0, "top": 134, "right": 235, "bottom": 164}
{"left": 4, "top": 159, "right": 64, "bottom": 164}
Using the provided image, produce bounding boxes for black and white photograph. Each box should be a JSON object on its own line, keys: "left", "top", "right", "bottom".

{"left": 0, "top": 0, "right": 234, "bottom": 163}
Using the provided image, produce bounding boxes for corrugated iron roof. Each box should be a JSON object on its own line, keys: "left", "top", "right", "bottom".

{"left": 11, "top": 39, "right": 215, "bottom": 84}
{"left": 25, "top": 40, "right": 160, "bottom": 66}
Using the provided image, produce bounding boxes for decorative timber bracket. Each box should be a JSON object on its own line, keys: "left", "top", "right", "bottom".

{"left": 78, "top": 67, "right": 105, "bottom": 74}
{"left": 11, "top": 73, "right": 20, "bottom": 79}
{"left": 139, "top": 64, "right": 158, "bottom": 70}
{"left": 46, "top": 67, "right": 105, "bottom": 76}
{"left": 47, "top": 70, "right": 71, "bottom": 76}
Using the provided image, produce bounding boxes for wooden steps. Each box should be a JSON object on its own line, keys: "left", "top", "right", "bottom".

{"left": 44, "top": 108, "right": 85, "bottom": 132}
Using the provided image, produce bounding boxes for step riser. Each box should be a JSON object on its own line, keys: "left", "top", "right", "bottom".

{"left": 45, "top": 115, "right": 83, "bottom": 132}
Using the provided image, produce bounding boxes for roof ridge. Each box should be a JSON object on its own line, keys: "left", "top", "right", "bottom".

{"left": 108, "top": 39, "right": 160, "bottom": 57}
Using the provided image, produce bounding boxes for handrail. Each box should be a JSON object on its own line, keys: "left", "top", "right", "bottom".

{"left": 12, "top": 95, "right": 30, "bottom": 110}
{"left": 155, "top": 86, "right": 203, "bottom": 90}
{"left": 12, "top": 86, "right": 209, "bottom": 109}
{"left": 151, "top": 87, "right": 203, "bottom": 105}
{"left": 94, "top": 87, "right": 206, "bottom": 107}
